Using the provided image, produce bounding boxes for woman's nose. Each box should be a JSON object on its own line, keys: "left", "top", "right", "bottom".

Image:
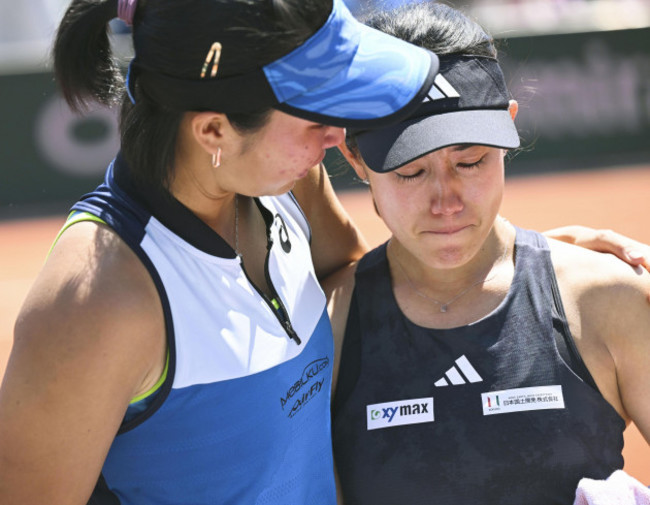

{"left": 430, "top": 174, "right": 464, "bottom": 216}
{"left": 322, "top": 126, "right": 346, "bottom": 149}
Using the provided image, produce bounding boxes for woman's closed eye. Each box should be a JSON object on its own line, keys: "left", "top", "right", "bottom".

{"left": 456, "top": 155, "right": 486, "bottom": 171}
{"left": 395, "top": 169, "right": 424, "bottom": 181}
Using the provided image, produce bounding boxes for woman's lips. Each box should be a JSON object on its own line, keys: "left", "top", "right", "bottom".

{"left": 428, "top": 225, "right": 470, "bottom": 235}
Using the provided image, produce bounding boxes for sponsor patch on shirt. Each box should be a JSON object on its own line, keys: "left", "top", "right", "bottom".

{"left": 482, "top": 385, "right": 565, "bottom": 416}
{"left": 366, "top": 397, "right": 434, "bottom": 430}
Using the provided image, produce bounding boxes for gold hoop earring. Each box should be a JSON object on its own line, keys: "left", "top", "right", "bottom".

{"left": 212, "top": 148, "right": 222, "bottom": 168}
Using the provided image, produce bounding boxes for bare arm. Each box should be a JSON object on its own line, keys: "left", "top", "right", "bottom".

{"left": 598, "top": 267, "right": 650, "bottom": 443}
{"left": 0, "top": 222, "right": 165, "bottom": 505}
{"left": 294, "top": 164, "right": 364, "bottom": 504}
{"left": 292, "top": 163, "right": 368, "bottom": 280}
{"left": 551, "top": 239, "right": 650, "bottom": 444}
{"left": 321, "top": 262, "right": 357, "bottom": 505}
{"left": 321, "top": 261, "right": 358, "bottom": 392}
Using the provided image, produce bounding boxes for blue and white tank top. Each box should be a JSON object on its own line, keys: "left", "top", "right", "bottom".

{"left": 72, "top": 154, "right": 336, "bottom": 505}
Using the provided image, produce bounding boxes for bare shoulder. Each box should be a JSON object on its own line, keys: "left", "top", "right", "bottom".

{"left": 1, "top": 220, "right": 166, "bottom": 503}
{"left": 548, "top": 237, "right": 650, "bottom": 305}
{"left": 15, "top": 220, "right": 164, "bottom": 364}
{"left": 10, "top": 219, "right": 166, "bottom": 414}
{"left": 548, "top": 236, "right": 650, "bottom": 351}
{"left": 548, "top": 237, "right": 650, "bottom": 428}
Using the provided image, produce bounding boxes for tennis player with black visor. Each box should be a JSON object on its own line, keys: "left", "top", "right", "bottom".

{"left": 327, "top": 3, "right": 650, "bottom": 504}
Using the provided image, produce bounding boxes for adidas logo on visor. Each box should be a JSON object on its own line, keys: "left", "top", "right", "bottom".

{"left": 422, "top": 74, "right": 460, "bottom": 102}
{"left": 434, "top": 355, "right": 482, "bottom": 387}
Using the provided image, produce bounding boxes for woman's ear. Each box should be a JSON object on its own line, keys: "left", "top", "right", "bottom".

{"left": 188, "top": 111, "right": 233, "bottom": 156}
{"left": 508, "top": 100, "right": 519, "bottom": 121}
{"left": 337, "top": 140, "right": 368, "bottom": 181}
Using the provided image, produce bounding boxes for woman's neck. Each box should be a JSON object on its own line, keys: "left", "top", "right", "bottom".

{"left": 168, "top": 145, "right": 236, "bottom": 232}
{"left": 387, "top": 217, "right": 516, "bottom": 327}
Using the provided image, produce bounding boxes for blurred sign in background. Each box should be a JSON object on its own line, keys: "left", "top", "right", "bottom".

{"left": 1, "top": 0, "right": 650, "bottom": 216}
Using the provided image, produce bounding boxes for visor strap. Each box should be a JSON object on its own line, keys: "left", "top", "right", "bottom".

{"left": 135, "top": 65, "right": 278, "bottom": 112}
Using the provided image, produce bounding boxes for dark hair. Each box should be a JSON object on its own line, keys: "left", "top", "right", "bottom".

{"left": 362, "top": 2, "right": 496, "bottom": 59}
{"left": 53, "top": 0, "right": 332, "bottom": 190}
{"left": 346, "top": 1, "right": 497, "bottom": 154}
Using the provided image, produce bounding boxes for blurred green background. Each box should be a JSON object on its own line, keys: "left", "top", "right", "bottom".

{"left": 1, "top": 0, "right": 649, "bottom": 217}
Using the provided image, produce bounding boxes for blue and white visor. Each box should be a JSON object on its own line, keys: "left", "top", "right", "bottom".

{"left": 134, "top": 0, "right": 439, "bottom": 128}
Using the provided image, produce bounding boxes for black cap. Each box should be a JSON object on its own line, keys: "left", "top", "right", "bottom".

{"left": 354, "top": 56, "right": 520, "bottom": 172}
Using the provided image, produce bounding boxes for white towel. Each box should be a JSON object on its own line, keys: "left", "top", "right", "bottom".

{"left": 574, "top": 470, "right": 650, "bottom": 505}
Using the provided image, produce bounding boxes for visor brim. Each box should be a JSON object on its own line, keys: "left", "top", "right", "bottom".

{"left": 357, "top": 109, "right": 520, "bottom": 173}
{"left": 265, "top": 0, "right": 439, "bottom": 128}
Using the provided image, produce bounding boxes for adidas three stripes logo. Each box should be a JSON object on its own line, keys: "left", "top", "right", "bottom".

{"left": 422, "top": 74, "right": 461, "bottom": 102}
{"left": 434, "top": 355, "right": 483, "bottom": 387}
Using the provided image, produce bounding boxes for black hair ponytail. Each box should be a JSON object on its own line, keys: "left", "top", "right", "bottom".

{"left": 53, "top": 0, "right": 123, "bottom": 112}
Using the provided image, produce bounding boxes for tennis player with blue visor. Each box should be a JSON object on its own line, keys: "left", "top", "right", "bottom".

{"left": 0, "top": 0, "right": 446, "bottom": 504}
{"left": 128, "top": 0, "right": 440, "bottom": 127}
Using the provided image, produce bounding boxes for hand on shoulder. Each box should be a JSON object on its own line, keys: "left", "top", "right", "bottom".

{"left": 544, "top": 225, "right": 650, "bottom": 274}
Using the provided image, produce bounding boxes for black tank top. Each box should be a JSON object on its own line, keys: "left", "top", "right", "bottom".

{"left": 333, "top": 227, "right": 624, "bottom": 505}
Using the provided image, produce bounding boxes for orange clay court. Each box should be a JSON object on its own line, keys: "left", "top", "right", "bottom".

{"left": 0, "top": 163, "right": 648, "bottom": 484}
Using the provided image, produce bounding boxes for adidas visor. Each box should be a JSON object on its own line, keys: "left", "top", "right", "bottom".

{"left": 353, "top": 56, "right": 521, "bottom": 172}
{"left": 133, "top": 0, "right": 439, "bottom": 128}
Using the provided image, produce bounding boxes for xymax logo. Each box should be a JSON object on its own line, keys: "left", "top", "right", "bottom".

{"left": 366, "top": 397, "right": 434, "bottom": 431}
{"left": 369, "top": 407, "right": 395, "bottom": 422}
{"left": 369, "top": 402, "right": 429, "bottom": 422}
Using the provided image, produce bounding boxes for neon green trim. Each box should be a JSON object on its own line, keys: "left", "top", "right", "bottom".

{"left": 271, "top": 298, "right": 280, "bottom": 310}
{"left": 131, "top": 351, "right": 170, "bottom": 404}
{"left": 47, "top": 211, "right": 108, "bottom": 258}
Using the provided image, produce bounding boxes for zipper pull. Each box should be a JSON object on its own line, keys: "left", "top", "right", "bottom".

{"left": 271, "top": 297, "right": 301, "bottom": 345}
{"left": 284, "top": 320, "right": 302, "bottom": 346}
